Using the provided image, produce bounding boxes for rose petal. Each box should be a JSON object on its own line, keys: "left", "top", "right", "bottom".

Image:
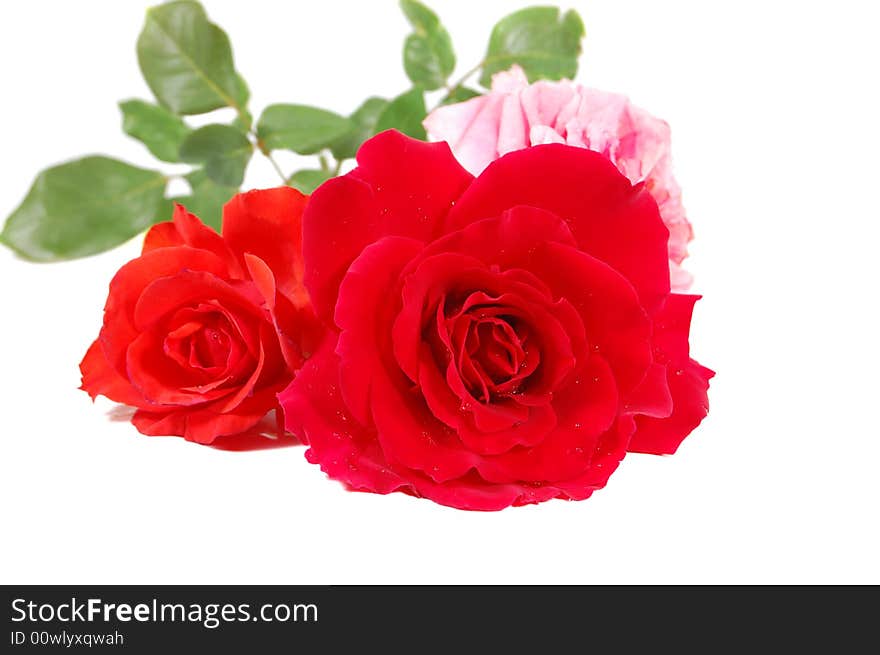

{"left": 142, "top": 221, "right": 183, "bottom": 252}
{"left": 529, "top": 240, "right": 652, "bottom": 394}
{"left": 330, "top": 235, "right": 478, "bottom": 482}
{"left": 80, "top": 339, "right": 147, "bottom": 407}
{"left": 222, "top": 187, "right": 309, "bottom": 306}
{"left": 334, "top": 236, "right": 424, "bottom": 424}
{"left": 243, "top": 253, "right": 277, "bottom": 312}
{"left": 551, "top": 415, "right": 636, "bottom": 499}
{"left": 132, "top": 271, "right": 264, "bottom": 333}
{"left": 418, "top": 204, "right": 578, "bottom": 269}
{"left": 127, "top": 326, "right": 243, "bottom": 406}
{"left": 303, "top": 130, "right": 473, "bottom": 321}
{"left": 100, "top": 247, "right": 230, "bottom": 377}
{"left": 446, "top": 144, "right": 671, "bottom": 313}
{"left": 422, "top": 95, "right": 504, "bottom": 175}
{"left": 623, "top": 362, "right": 673, "bottom": 418}
{"left": 132, "top": 391, "right": 275, "bottom": 444}
{"left": 477, "top": 355, "right": 618, "bottom": 483}
{"left": 628, "top": 295, "right": 713, "bottom": 454}
{"left": 280, "top": 337, "right": 409, "bottom": 494}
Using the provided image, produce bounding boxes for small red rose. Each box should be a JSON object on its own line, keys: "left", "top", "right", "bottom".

{"left": 81, "top": 187, "right": 319, "bottom": 444}
{"left": 279, "top": 130, "right": 713, "bottom": 510}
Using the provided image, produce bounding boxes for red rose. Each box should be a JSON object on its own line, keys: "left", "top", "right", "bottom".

{"left": 81, "top": 187, "right": 318, "bottom": 444}
{"left": 280, "top": 130, "right": 712, "bottom": 510}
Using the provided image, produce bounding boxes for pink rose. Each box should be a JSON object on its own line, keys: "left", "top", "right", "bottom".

{"left": 424, "top": 65, "right": 694, "bottom": 289}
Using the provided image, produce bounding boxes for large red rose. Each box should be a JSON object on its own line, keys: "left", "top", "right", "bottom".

{"left": 280, "top": 130, "right": 713, "bottom": 510}
{"left": 81, "top": 187, "right": 319, "bottom": 444}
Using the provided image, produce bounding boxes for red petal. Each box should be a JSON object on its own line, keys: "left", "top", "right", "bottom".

{"left": 279, "top": 340, "right": 631, "bottom": 511}
{"left": 623, "top": 362, "right": 673, "bottom": 418}
{"left": 551, "top": 415, "right": 636, "bottom": 499}
{"left": 126, "top": 329, "right": 240, "bottom": 405}
{"left": 79, "top": 339, "right": 146, "bottom": 407}
{"left": 414, "top": 342, "right": 557, "bottom": 455}
{"left": 446, "top": 144, "right": 671, "bottom": 314}
{"left": 280, "top": 337, "right": 409, "bottom": 495}
{"left": 349, "top": 132, "right": 474, "bottom": 243}
{"left": 415, "top": 204, "right": 577, "bottom": 270}
{"left": 279, "top": 339, "right": 551, "bottom": 510}
{"left": 628, "top": 295, "right": 713, "bottom": 454}
{"left": 332, "top": 236, "right": 479, "bottom": 481}
{"left": 222, "top": 187, "right": 309, "bottom": 306}
{"left": 216, "top": 327, "right": 267, "bottom": 413}
{"left": 100, "top": 247, "right": 230, "bottom": 379}
{"left": 175, "top": 204, "right": 241, "bottom": 270}
{"left": 142, "top": 221, "right": 183, "bottom": 252}
{"left": 243, "top": 253, "right": 277, "bottom": 312}
{"left": 244, "top": 251, "right": 319, "bottom": 372}
{"left": 529, "top": 240, "right": 652, "bottom": 394}
{"left": 303, "top": 130, "right": 473, "bottom": 321}
{"left": 477, "top": 355, "right": 619, "bottom": 483}
{"left": 334, "top": 236, "right": 424, "bottom": 424}
{"left": 132, "top": 391, "right": 276, "bottom": 444}
{"left": 132, "top": 270, "right": 264, "bottom": 333}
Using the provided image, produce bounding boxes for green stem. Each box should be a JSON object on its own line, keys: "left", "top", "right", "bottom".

{"left": 252, "top": 129, "right": 289, "bottom": 186}
{"left": 265, "top": 150, "right": 288, "bottom": 185}
{"left": 433, "top": 60, "right": 484, "bottom": 111}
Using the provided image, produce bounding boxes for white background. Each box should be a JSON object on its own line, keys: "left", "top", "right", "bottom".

{"left": 1, "top": 0, "right": 878, "bottom": 584}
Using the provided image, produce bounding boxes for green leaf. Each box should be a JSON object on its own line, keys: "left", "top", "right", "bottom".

{"left": 119, "top": 99, "right": 191, "bottom": 162}
{"left": 330, "top": 97, "right": 389, "bottom": 160}
{"left": 0, "top": 157, "right": 166, "bottom": 261}
{"left": 400, "top": 0, "right": 455, "bottom": 91}
{"left": 288, "top": 169, "right": 333, "bottom": 195}
{"left": 400, "top": 0, "right": 440, "bottom": 29}
{"left": 171, "top": 169, "right": 237, "bottom": 231}
{"left": 375, "top": 88, "right": 427, "bottom": 140}
{"left": 479, "top": 7, "right": 585, "bottom": 87}
{"left": 232, "top": 74, "right": 253, "bottom": 131}
{"left": 137, "top": 0, "right": 247, "bottom": 115}
{"left": 440, "top": 86, "right": 481, "bottom": 106}
{"left": 256, "top": 104, "right": 352, "bottom": 155}
{"left": 234, "top": 72, "right": 251, "bottom": 109}
{"left": 178, "top": 124, "right": 252, "bottom": 187}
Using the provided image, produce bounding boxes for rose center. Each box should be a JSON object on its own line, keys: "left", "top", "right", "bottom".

{"left": 456, "top": 312, "right": 536, "bottom": 403}
{"left": 164, "top": 310, "right": 234, "bottom": 372}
